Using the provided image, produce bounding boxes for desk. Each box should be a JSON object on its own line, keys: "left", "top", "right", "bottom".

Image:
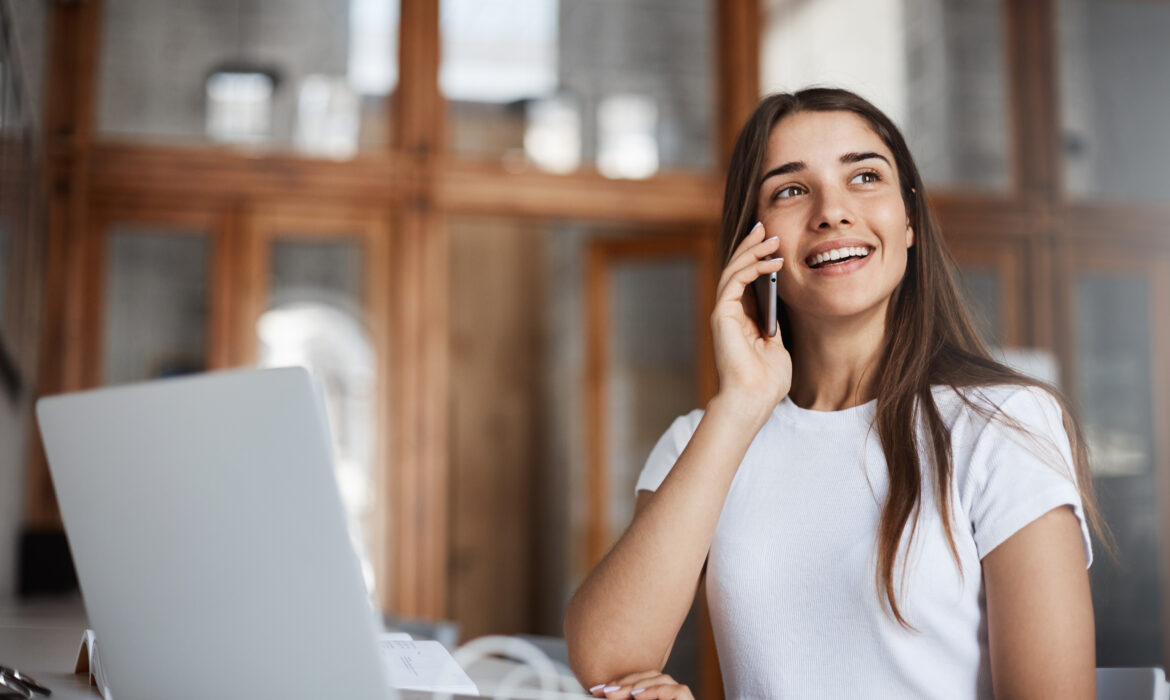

{"left": 0, "top": 598, "right": 588, "bottom": 699}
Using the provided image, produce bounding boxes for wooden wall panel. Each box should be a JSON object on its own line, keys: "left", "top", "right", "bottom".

{"left": 447, "top": 219, "right": 542, "bottom": 639}
{"left": 388, "top": 202, "right": 450, "bottom": 618}
{"left": 23, "top": 0, "right": 102, "bottom": 533}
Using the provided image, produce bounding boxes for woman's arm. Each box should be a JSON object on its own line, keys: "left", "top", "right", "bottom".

{"left": 566, "top": 223, "right": 789, "bottom": 687}
{"left": 564, "top": 393, "right": 773, "bottom": 687}
{"left": 983, "top": 505, "right": 1095, "bottom": 699}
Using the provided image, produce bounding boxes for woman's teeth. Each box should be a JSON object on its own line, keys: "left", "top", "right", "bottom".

{"left": 808, "top": 246, "right": 870, "bottom": 268}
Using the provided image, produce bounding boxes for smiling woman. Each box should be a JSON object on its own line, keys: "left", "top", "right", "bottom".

{"left": 752, "top": 111, "right": 914, "bottom": 331}
{"left": 564, "top": 88, "right": 1108, "bottom": 700}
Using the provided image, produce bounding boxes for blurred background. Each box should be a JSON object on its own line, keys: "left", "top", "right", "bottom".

{"left": 0, "top": 0, "right": 1167, "bottom": 695}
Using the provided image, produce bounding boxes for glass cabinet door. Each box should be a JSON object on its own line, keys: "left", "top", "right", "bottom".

{"left": 948, "top": 238, "right": 1024, "bottom": 349}
{"left": 1068, "top": 249, "right": 1169, "bottom": 667}
{"left": 1057, "top": 0, "right": 1170, "bottom": 203}
{"left": 955, "top": 261, "right": 1007, "bottom": 349}
{"left": 243, "top": 209, "right": 390, "bottom": 602}
{"left": 100, "top": 224, "right": 213, "bottom": 385}
{"left": 585, "top": 234, "right": 712, "bottom": 692}
{"left": 601, "top": 255, "right": 700, "bottom": 546}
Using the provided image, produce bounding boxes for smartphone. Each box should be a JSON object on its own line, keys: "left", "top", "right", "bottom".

{"left": 752, "top": 267, "right": 778, "bottom": 338}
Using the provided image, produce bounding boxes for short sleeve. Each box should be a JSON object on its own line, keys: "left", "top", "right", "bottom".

{"left": 959, "top": 387, "right": 1093, "bottom": 568}
{"left": 634, "top": 409, "right": 705, "bottom": 495}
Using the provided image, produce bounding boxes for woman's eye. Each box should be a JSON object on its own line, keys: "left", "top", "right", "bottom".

{"left": 851, "top": 170, "right": 881, "bottom": 185}
{"left": 772, "top": 185, "right": 805, "bottom": 200}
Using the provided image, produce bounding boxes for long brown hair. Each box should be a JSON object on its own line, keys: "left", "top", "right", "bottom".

{"left": 720, "top": 88, "right": 1110, "bottom": 628}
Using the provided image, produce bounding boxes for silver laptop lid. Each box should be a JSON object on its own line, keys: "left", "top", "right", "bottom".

{"left": 37, "top": 367, "right": 393, "bottom": 700}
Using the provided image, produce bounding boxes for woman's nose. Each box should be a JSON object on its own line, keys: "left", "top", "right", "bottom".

{"left": 812, "top": 188, "right": 854, "bottom": 231}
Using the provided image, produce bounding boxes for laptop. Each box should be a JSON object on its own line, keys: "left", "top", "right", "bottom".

{"left": 37, "top": 367, "right": 404, "bottom": 700}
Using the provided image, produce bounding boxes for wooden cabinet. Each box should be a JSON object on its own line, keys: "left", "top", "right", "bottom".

{"left": 25, "top": 0, "right": 1170, "bottom": 678}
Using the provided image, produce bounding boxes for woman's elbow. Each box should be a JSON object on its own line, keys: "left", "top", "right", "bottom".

{"left": 563, "top": 599, "right": 601, "bottom": 682}
{"left": 565, "top": 604, "right": 668, "bottom": 686}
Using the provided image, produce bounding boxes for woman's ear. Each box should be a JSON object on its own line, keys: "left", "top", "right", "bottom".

{"left": 906, "top": 189, "right": 917, "bottom": 248}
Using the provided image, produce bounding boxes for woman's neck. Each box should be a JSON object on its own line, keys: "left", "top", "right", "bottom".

{"left": 787, "top": 307, "right": 887, "bottom": 412}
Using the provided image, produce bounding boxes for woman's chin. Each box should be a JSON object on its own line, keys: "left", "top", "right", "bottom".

{"left": 788, "top": 295, "right": 894, "bottom": 326}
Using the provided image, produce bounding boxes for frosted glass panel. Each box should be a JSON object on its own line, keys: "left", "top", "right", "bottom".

{"left": 102, "top": 228, "right": 209, "bottom": 384}
{"left": 98, "top": 0, "right": 398, "bottom": 157}
{"left": 955, "top": 264, "right": 1002, "bottom": 347}
{"left": 760, "top": 0, "right": 1010, "bottom": 190}
{"left": 1077, "top": 275, "right": 1155, "bottom": 478}
{"left": 1058, "top": 0, "right": 1170, "bottom": 202}
{"left": 441, "top": 0, "right": 716, "bottom": 176}
{"left": 1075, "top": 272, "right": 1162, "bottom": 666}
{"left": 606, "top": 258, "right": 697, "bottom": 535}
{"left": 269, "top": 238, "right": 363, "bottom": 310}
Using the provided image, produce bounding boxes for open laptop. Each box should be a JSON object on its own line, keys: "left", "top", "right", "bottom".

{"left": 37, "top": 367, "right": 407, "bottom": 700}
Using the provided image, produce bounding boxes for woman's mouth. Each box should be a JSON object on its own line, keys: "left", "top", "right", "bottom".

{"left": 805, "top": 245, "right": 873, "bottom": 270}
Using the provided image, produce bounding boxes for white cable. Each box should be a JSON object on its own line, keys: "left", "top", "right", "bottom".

{"left": 434, "top": 635, "right": 580, "bottom": 700}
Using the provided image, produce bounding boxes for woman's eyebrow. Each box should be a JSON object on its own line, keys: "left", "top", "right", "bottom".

{"left": 759, "top": 151, "right": 892, "bottom": 186}
{"left": 841, "top": 151, "right": 891, "bottom": 167}
{"left": 759, "top": 160, "right": 806, "bottom": 185}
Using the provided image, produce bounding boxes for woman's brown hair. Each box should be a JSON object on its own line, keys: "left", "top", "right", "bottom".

{"left": 721, "top": 87, "right": 1110, "bottom": 628}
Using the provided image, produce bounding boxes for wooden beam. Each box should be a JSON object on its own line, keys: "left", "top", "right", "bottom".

{"left": 396, "top": 0, "right": 443, "bottom": 160}
{"left": 583, "top": 243, "right": 609, "bottom": 572}
{"left": 440, "top": 163, "right": 722, "bottom": 225}
{"left": 388, "top": 0, "right": 449, "bottom": 620}
{"left": 716, "top": 0, "right": 761, "bottom": 170}
{"left": 385, "top": 200, "right": 450, "bottom": 619}
{"left": 1060, "top": 202, "right": 1170, "bottom": 248}
{"left": 1005, "top": 0, "right": 1062, "bottom": 219}
{"left": 23, "top": 0, "right": 103, "bottom": 532}
{"left": 88, "top": 143, "right": 414, "bottom": 205}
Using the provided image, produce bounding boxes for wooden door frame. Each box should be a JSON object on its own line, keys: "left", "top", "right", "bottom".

{"left": 236, "top": 202, "right": 403, "bottom": 610}
{"left": 583, "top": 233, "right": 716, "bottom": 569}
{"left": 81, "top": 206, "right": 231, "bottom": 387}
{"left": 583, "top": 231, "right": 720, "bottom": 698}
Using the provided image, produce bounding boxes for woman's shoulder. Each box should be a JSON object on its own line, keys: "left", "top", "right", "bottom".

{"left": 929, "top": 382, "right": 1064, "bottom": 431}
{"left": 636, "top": 408, "right": 707, "bottom": 494}
{"left": 666, "top": 407, "right": 706, "bottom": 440}
{"left": 646, "top": 408, "right": 708, "bottom": 458}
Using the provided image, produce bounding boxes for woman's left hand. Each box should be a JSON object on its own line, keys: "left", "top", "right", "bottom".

{"left": 589, "top": 671, "right": 694, "bottom": 699}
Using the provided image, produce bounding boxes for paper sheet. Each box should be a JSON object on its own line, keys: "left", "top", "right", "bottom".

{"left": 380, "top": 637, "right": 480, "bottom": 695}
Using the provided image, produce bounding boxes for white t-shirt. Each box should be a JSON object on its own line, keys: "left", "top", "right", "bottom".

{"left": 635, "top": 385, "right": 1093, "bottom": 699}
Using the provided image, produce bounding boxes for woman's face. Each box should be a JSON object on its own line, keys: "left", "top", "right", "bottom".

{"left": 755, "top": 110, "right": 913, "bottom": 325}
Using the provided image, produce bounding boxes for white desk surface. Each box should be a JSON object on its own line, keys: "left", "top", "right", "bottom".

{"left": 0, "top": 597, "right": 588, "bottom": 700}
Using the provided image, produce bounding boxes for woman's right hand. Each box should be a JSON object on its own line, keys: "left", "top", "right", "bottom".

{"left": 589, "top": 671, "right": 694, "bottom": 699}
{"left": 711, "top": 221, "right": 792, "bottom": 413}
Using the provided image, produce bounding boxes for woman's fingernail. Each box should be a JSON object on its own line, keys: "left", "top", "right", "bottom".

{"left": 632, "top": 690, "right": 646, "bottom": 695}
{"left": 751, "top": 221, "right": 764, "bottom": 233}
{"left": 590, "top": 684, "right": 606, "bottom": 692}
{"left": 604, "top": 686, "right": 621, "bottom": 692}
